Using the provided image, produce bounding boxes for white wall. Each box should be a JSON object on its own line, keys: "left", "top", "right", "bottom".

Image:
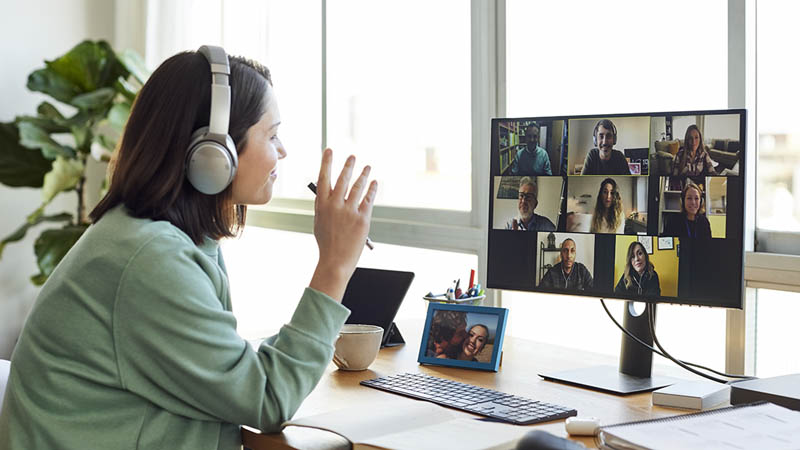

{"left": 567, "top": 116, "right": 651, "bottom": 174}
{"left": 0, "top": 0, "right": 114, "bottom": 358}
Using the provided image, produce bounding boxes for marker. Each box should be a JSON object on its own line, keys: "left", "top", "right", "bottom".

{"left": 307, "top": 182, "right": 375, "bottom": 250}
{"left": 468, "top": 269, "right": 475, "bottom": 290}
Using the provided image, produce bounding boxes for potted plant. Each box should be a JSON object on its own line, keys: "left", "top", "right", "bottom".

{"left": 0, "top": 40, "right": 147, "bottom": 285}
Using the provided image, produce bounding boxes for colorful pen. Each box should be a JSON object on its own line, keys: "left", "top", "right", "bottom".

{"left": 307, "top": 182, "right": 375, "bottom": 250}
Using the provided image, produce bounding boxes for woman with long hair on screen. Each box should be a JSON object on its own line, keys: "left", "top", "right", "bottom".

{"left": 615, "top": 241, "right": 661, "bottom": 297}
{"left": 671, "top": 124, "right": 716, "bottom": 176}
{"left": 590, "top": 178, "right": 625, "bottom": 234}
{"left": 662, "top": 182, "right": 712, "bottom": 239}
{"left": 0, "top": 46, "right": 377, "bottom": 450}
{"left": 456, "top": 324, "right": 489, "bottom": 362}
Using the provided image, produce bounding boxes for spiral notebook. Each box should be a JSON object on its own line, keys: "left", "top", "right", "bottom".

{"left": 598, "top": 402, "right": 800, "bottom": 450}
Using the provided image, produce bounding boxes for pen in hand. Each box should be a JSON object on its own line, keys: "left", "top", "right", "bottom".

{"left": 308, "top": 182, "right": 375, "bottom": 250}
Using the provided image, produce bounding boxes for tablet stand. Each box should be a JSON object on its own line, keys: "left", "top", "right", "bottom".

{"left": 382, "top": 322, "right": 405, "bottom": 347}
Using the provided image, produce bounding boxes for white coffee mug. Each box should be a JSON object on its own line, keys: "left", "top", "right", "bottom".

{"left": 333, "top": 324, "right": 384, "bottom": 371}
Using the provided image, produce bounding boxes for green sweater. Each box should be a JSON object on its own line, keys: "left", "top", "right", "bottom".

{"left": 0, "top": 206, "right": 350, "bottom": 450}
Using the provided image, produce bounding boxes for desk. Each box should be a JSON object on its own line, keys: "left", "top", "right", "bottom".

{"left": 242, "top": 319, "right": 701, "bottom": 450}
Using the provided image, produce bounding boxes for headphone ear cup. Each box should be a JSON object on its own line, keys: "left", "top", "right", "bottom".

{"left": 186, "top": 127, "right": 238, "bottom": 195}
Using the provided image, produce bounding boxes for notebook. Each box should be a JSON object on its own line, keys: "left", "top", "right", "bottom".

{"left": 341, "top": 267, "right": 414, "bottom": 347}
{"left": 598, "top": 402, "right": 800, "bottom": 450}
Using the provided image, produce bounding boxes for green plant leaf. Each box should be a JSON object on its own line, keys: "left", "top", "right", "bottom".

{"left": 31, "top": 224, "right": 88, "bottom": 285}
{"left": 41, "top": 156, "right": 84, "bottom": 204}
{"left": 26, "top": 67, "right": 82, "bottom": 104}
{"left": 18, "top": 121, "right": 76, "bottom": 159}
{"left": 108, "top": 102, "right": 131, "bottom": 133}
{"left": 0, "top": 212, "right": 72, "bottom": 259}
{"left": 114, "top": 76, "right": 138, "bottom": 101}
{"left": 15, "top": 115, "right": 70, "bottom": 134}
{"left": 71, "top": 125, "right": 93, "bottom": 154}
{"left": 0, "top": 122, "right": 52, "bottom": 187}
{"left": 44, "top": 40, "right": 129, "bottom": 93}
{"left": 37, "top": 102, "right": 67, "bottom": 121}
{"left": 70, "top": 87, "right": 116, "bottom": 110}
{"left": 117, "top": 48, "right": 150, "bottom": 84}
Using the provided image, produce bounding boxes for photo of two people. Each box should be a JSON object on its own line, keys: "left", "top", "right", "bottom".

{"left": 425, "top": 310, "right": 499, "bottom": 363}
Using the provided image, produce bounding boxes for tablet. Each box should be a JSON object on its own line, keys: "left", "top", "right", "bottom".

{"left": 341, "top": 267, "right": 415, "bottom": 347}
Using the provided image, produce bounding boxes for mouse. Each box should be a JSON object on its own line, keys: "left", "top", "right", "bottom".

{"left": 564, "top": 416, "right": 600, "bottom": 436}
{"left": 515, "top": 430, "right": 586, "bottom": 450}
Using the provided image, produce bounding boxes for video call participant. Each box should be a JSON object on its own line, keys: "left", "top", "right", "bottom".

{"left": 0, "top": 47, "right": 378, "bottom": 449}
{"left": 615, "top": 241, "right": 661, "bottom": 296}
{"left": 590, "top": 178, "right": 625, "bottom": 234}
{"left": 671, "top": 124, "right": 716, "bottom": 177}
{"left": 540, "top": 238, "right": 594, "bottom": 291}
{"left": 511, "top": 123, "right": 552, "bottom": 176}
{"left": 456, "top": 324, "right": 489, "bottom": 362}
{"left": 662, "top": 182, "right": 712, "bottom": 239}
{"left": 506, "top": 177, "right": 556, "bottom": 231}
{"left": 581, "top": 119, "right": 632, "bottom": 175}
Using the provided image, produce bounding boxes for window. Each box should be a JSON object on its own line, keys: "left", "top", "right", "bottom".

{"left": 755, "top": 1, "right": 800, "bottom": 244}
{"left": 504, "top": 0, "right": 730, "bottom": 366}
{"left": 222, "top": 226, "right": 476, "bottom": 339}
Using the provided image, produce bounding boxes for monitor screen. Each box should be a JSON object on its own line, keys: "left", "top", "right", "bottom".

{"left": 487, "top": 110, "right": 746, "bottom": 309}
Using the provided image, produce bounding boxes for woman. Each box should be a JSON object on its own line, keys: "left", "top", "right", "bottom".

{"left": 615, "top": 241, "right": 661, "bottom": 297}
{"left": 662, "top": 183, "right": 712, "bottom": 239}
{"left": 671, "top": 124, "right": 716, "bottom": 176}
{"left": 457, "top": 324, "right": 489, "bottom": 362}
{"left": 590, "top": 178, "right": 625, "bottom": 234}
{"left": 0, "top": 47, "right": 376, "bottom": 450}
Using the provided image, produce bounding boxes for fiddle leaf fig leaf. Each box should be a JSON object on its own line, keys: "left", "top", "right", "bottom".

{"left": 18, "top": 121, "right": 76, "bottom": 159}
{"left": 41, "top": 156, "right": 84, "bottom": 204}
{"left": 0, "top": 212, "right": 72, "bottom": 259}
{"left": 117, "top": 48, "right": 150, "bottom": 85}
{"left": 37, "top": 101, "right": 67, "bottom": 122}
{"left": 26, "top": 67, "right": 82, "bottom": 104}
{"left": 108, "top": 102, "right": 131, "bottom": 133}
{"left": 31, "top": 225, "right": 88, "bottom": 285}
{"left": 43, "top": 40, "right": 129, "bottom": 93}
{"left": 70, "top": 87, "right": 116, "bottom": 110}
{"left": 0, "top": 122, "right": 52, "bottom": 187}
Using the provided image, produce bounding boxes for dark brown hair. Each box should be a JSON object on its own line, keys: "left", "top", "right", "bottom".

{"left": 622, "top": 240, "right": 655, "bottom": 289}
{"left": 90, "top": 51, "right": 273, "bottom": 243}
{"left": 590, "top": 178, "right": 623, "bottom": 232}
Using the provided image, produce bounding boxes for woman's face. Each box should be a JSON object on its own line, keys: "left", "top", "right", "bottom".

{"left": 688, "top": 129, "right": 701, "bottom": 152}
{"left": 685, "top": 187, "right": 701, "bottom": 216}
{"left": 631, "top": 244, "right": 647, "bottom": 275}
{"left": 231, "top": 85, "right": 287, "bottom": 205}
{"left": 601, "top": 183, "right": 614, "bottom": 209}
{"left": 462, "top": 326, "right": 488, "bottom": 359}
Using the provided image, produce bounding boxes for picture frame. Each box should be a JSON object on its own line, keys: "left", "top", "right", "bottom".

{"left": 657, "top": 237, "right": 674, "bottom": 250}
{"left": 418, "top": 303, "right": 509, "bottom": 372}
{"left": 637, "top": 236, "right": 654, "bottom": 254}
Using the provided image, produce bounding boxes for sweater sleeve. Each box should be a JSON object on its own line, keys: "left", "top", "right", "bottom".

{"left": 112, "top": 234, "right": 349, "bottom": 432}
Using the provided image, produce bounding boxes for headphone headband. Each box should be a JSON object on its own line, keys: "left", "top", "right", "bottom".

{"left": 198, "top": 45, "right": 231, "bottom": 137}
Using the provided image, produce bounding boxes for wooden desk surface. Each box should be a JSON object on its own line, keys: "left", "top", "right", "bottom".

{"left": 242, "top": 319, "right": 696, "bottom": 450}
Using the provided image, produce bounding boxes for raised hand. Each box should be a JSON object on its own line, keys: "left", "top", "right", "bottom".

{"left": 309, "top": 149, "right": 378, "bottom": 302}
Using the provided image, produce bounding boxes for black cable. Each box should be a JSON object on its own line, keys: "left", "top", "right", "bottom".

{"left": 600, "top": 299, "right": 752, "bottom": 380}
{"left": 645, "top": 305, "right": 730, "bottom": 384}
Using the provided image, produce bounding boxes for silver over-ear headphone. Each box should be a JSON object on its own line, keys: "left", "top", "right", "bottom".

{"left": 186, "top": 45, "right": 238, "bottom": 195}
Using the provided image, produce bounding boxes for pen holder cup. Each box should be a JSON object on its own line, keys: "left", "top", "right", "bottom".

{"left": 423, "top": 294, "right": 486, "bottom": 306}
{"left": 333, "top": 324, "right": 384, "bottom": 371}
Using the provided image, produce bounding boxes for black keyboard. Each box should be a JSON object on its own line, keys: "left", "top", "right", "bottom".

{"left": 360, "top": 372, "right": 577, "bottom": 425}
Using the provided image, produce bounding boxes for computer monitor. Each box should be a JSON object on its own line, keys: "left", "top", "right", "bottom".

{"left": 487, "top": 109, "right": 747, "bottom": 394}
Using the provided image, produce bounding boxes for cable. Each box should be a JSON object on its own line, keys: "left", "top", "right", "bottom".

{"left": 600, "top": 299, "right": 753, "bottom": 381}
{"left": 645, "top": 305, "right": 730, "bottom": 384}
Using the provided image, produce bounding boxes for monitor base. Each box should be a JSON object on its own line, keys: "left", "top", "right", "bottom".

{"left": 539, "top": 365, "right": 682, "bottom": 395}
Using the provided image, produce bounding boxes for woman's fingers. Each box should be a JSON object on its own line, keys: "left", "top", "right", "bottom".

{"left": 333, "top": 155, "right": 356, "bottom": 198}
{"left": 347, "top": 165, "right": 371, "bottom": 207}
{"left": 359, "top": 180, "right": 378, "bottom": 215}
{"left": 317, "top": 148, "right": 333, "bottom": 197}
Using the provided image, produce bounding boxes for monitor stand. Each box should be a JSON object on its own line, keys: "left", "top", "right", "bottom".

{"left": 539, "top": 301, "right": 682, "bottom": 395}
